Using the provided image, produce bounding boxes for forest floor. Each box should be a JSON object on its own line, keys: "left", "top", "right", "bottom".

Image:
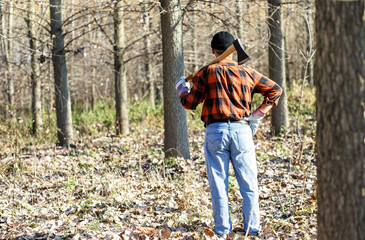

{"left": 0, "top": 87, "right": 317, "bottom": 240}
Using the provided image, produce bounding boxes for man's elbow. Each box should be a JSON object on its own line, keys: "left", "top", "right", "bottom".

{"left": 274, "top": 84, "right": 282, "bottom": 96}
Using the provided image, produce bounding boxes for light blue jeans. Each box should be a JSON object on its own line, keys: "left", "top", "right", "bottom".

{"left": 204, "top": 120, "right": 260, "bottom": 236}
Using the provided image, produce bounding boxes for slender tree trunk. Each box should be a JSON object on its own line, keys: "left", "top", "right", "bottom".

{"left": 143, "top": 2, "right": 155, "bottom": 108}
{"left": 4, "top": 0, "right": 14, "bottom": 118}
{"left": 191, "top": 6, "right": 199, "bottom": 72}
{"left": 305, "top": 9, "right": 314, "bottom": 85}
{"left": 315, "top": 1, "right": 364, "bottom": 239}
{"left": 27, "top": 0, "right": 43, "bottom": 134}
{"left": 91, "top": 67, "right": 96, "bottom": 111}
{"left": 50, "top": 0, "right": 73, "bottom": 146}
{"left": 160, "top": 0, "right": 190, "bottom": 159}
{"left": 235, "top": 0, "right": 244, "bottom": 41}
{"left": 47, "top": 35, "right": 53, "bottom": 127}
{"left": 268, "top": 0, "right": 289, "bottom": 135}
{"left": 114, "top": 0, "right": 129, "bottom": 135}
{"left": 0, "top": 2, "right": 6, "bottom": 107}
{"left": 7, "top": 0, "right": 13, "bottom": 106}
{"left": 88, "top": 0, "right": 96, "bottom": 111}
{"left": 284, "top": 15, "right": 291, "bottom": 90}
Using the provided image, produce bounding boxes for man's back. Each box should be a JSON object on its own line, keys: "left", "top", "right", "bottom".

{"left": 180, "top": 59, "right": 282, "bottom": 123}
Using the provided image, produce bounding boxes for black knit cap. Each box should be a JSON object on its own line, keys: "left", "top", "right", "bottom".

{"left": 211, "top": 31, "right": 235, "bottom": 50}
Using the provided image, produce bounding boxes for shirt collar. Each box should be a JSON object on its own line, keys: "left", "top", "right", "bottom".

{"left": 219, "top": 58, "right": 237, "bottom": 65}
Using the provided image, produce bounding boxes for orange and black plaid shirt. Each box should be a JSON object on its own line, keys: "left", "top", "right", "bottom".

{"left": 180, "top": 59, "right": 282, "bottom": 123}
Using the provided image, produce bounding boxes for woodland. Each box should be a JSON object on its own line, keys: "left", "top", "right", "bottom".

{"left": 0, "top": 0, "right": 364, "bottom": 240}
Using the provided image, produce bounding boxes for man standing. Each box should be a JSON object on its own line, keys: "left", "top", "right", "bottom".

{"left": 175, "top": 31, "right": 282, "bottom": 237}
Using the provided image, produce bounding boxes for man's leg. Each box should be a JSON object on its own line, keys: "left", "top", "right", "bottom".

{"left": 230, "top": 122, "right": 260, "bottom": 236}
{"left": 204, "top": 123, "right": 231, "bottom": 235}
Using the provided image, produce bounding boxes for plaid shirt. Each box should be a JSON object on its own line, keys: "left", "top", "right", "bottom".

{"left": 180, "top": 59, "right": 282, "bottom": 123}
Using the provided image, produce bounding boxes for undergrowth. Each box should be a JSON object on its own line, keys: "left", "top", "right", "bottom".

{"left": 0, "top": 81, "right": 315, "bottom": 146}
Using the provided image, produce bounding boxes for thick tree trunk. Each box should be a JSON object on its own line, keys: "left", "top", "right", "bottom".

{"left": 315, "top": 1, "right": 365, "bottom": 240}
{"left": 268, "top": 0, "right": 289, "bottom": 135}
{"left": 160, "top": 0, "right": 190, "bottom": 159}
{"left": 27, "top": 0, "right": 43, "bottom": 134}
{"left": 50, "top": 0, "right": 73, "bottom": 146}
{"left": 114, "top": 0, "right": 129, "bottom": 135}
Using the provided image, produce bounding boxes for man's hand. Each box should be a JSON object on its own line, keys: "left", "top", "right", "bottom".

{"left": 175, "top": 76, "right": 189, "bottom": 97}
{"left": 245, "top": 108, "right": 267, "bottom": 135}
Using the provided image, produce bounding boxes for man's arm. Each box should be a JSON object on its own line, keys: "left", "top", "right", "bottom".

{"left": 257, "top": 102, "right": 273, "bottom": 114}
{"left": 176, "top": 68, "right": 206, "bottom": 110}
{"left": 245, "top": 69, "right": 282, "bottom": 135}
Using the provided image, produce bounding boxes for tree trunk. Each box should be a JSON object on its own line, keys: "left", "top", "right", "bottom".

{"left": 143, "top": 2, "right": 155, "bottom": 108}
{"left": 191, "top": 6, "right": 198, "bottom": 72}
{"left": 27, "top": 0, "right": 43, "bottom": 134}
{"left": 50, "top": 0, "right": 73, "bottom": 146}
{"left": 4, "top": 0, "right": 14, "bottom": 118}
{"left": 114, "top": 0, "right": 129, "bottom": 135}
{"left": 305, "top": 9, "right": 314, "bottom": 85}
{"left": 91, "top": 67, "right": 96, "bottom": 111}
{"left": 235, "top": 0, "right": 244, "bottom": 41}
{"left": 268, "top": 0, "right": 289, "bottom": 135}
{"left": 88, "top": 0, "right": 95, "bottom": 111}
{"left": 0, "top": 2, "right": 6, "bottom": 108}
{"left": 160, "top": 0, "right": 190, "bottom": 159}
{"left": 315, "top": 1, "right": 364, "bottom": 239}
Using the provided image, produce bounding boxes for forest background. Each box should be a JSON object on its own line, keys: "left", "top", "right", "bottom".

{"left": 0, "top": 0, "right": 362, "bottom": 239}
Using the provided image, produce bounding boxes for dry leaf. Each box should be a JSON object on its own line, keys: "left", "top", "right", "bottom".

{"left": 137, "top": 227, "right": 155, "bottom": 236}
{"left": 160, "top": 227, "right": 171, "bottom": 238}
{"left": 204, "top": 227, "right": 215, "bottom": 238}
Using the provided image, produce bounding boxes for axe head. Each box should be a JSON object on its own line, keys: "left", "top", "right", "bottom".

{"left": 233, "top": 39, "right": 250, "bottom": 65}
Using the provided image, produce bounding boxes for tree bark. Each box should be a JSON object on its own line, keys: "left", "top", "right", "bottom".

{"left": 160, "top": 0, "right": 190, "bottom": 159}
{"left": 315, "top": 1, "right": 365, "bottom": 239}
{"left": 50, "top": 0, "right": 73, "bottom": 146}
{"left": 268, "top": 0, "right": 289, "bottom": 135}
{"left": 235, "top": 0, "right": 244, "bottom": 41}
{"left": 91, "top": 67, "right": 96, "bottom": 111}
{"left": 191, "top": 6, "right": 199, "bottom": 72}
{"left": 305, "top": 9, "right": 314, "bottom": 85}
{"left": 143, "top": 2, "right": 155, "bottom": 108}
{"left": 27, "top": 0, "right": 43, "bottom": 134}
{"left": 3, "top": 0, "right": 14, "bottom": 118}
{"left": 114, "top": 0, "right": 129, "bottom": 135}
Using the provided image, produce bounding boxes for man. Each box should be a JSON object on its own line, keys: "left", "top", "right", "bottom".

{"left": 175, "top": 31, "right": 282, "bottom": 237}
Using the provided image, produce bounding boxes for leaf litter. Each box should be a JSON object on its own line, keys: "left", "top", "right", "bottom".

{"left": 0, "top": 117, "right": 317, "bottom": 240}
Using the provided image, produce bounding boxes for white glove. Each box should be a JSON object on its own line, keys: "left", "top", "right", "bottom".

{"left": 245, "top": 108, "right": 266, "bottom": 135}
{"left": 175, "top": 76, "right": 189, "bottom": 96}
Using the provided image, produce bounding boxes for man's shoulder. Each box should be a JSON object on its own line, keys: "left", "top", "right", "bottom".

{"left": 237, "top": 64, "right": 252, "bottom": 71}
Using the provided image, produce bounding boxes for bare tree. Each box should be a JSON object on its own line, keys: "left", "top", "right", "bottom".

{"left": 114, "top": 0, "right": 129, "bottom": 135}
{"left": 315, "top": 1, "right": 364, "bottom": 239}
{"left": 2, "top": 0, "right": 14, "bottom": 118}
{"left": 268, "top": 0, "right": 289, "bottom": 135}
{"left": 160, "top": 0, "right": 190, "bottom": 159}
{"left": 143, "top": 1, "right": 155, "bottom": 108}
{"left": 50, "top": 0, "right": 73, "bottom": 146}
{"left": 304, "top": 8, "right": 314, "bottom": 85}
{"left": 26, "top": 0, "right": 42, "bottom": 134}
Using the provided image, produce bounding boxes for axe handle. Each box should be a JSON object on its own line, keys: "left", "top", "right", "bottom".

{"left": 185, "top": 44, "right": 236, "bottom": 82}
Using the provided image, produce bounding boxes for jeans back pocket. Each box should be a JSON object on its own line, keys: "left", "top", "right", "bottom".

{"left": 206, "top": 131, "right": 228, "bottom": 152}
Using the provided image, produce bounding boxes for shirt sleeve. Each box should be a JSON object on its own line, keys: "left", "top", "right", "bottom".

{"left": 249, "top": 68, "right": 282, "bottom": 106}
{"left": 180, "top": 67, "right": 206, "bottom": 110}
